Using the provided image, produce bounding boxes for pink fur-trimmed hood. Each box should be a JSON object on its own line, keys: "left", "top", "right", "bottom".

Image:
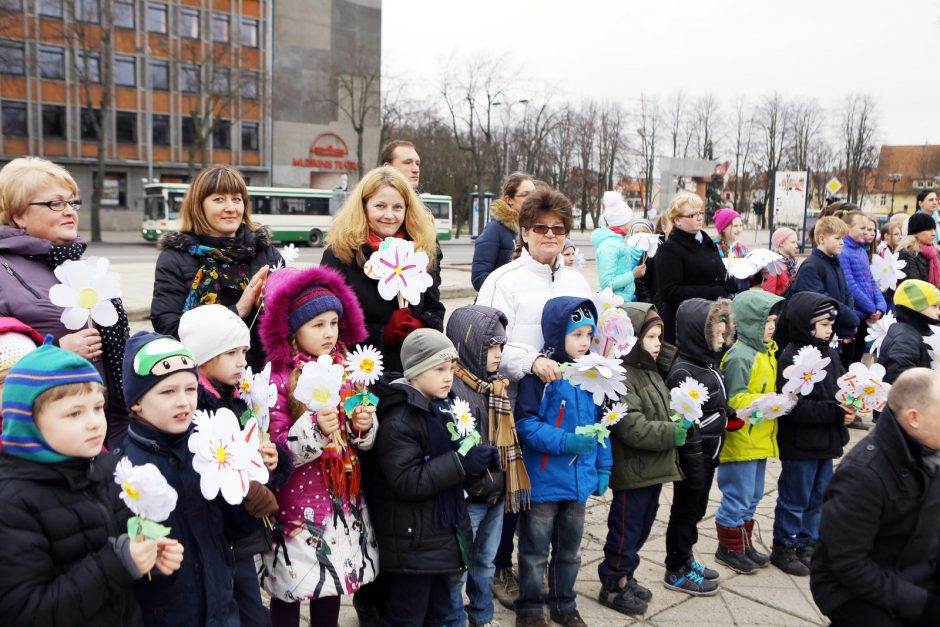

{"left": 259, "top": 266, "right": 367, "bottom": 368}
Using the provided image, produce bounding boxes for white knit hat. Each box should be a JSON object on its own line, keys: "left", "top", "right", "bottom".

{"left": 603, "top": 191, "right": 633, "bottom": 228}
{"left": 0, "top": 332, "right": 39, "bottom": 371}
{"left": 178, "top": 304, "right": 250, "bottom": 366}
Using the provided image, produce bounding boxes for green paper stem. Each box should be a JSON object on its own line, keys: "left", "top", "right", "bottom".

{"left": 575, "top": 424, "right": 611, "bottom": 447}
{"left": 128, "top": 516, "right": 172, "bottom": 540}
{"left": 457, "top": 431, "right": 481, "bottom": 456}
{"left": 342, "top": 390, "right": 378, "bottom": 416}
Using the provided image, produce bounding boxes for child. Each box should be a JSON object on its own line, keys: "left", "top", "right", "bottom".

{"left": 839, "top": 211, "right": 886, "bottom": 363}
{"left": 372, "top": 328, "right": 500, "bottom": 625}
{"left": 0, "top": 340, "right": 183, "bottom": 626}
{"left": 879, "top": 279, "right": 940, "bottom": 384}
{"left": 0, "top": 317, "right": 42, "bottom": 438}
{"left": 593, "top": 195, "right": 643, "bottom": 302}
{"left": 772, "top": 293, "right": 853, "bottom": 577}
{"left": 257, "top": 266, "right": 380, "bottom": 627}
{"left": 598, "top": 303, "right": 688, "bottom": 615}
{"left": 876, "top": 216, "right": 904, "bottom": 257}
{"left": 562, "top": 243, "right": 577, "bottom": 268}
{"left": 763, "top": 228, "right": 798, "bottom": 296}
{"left": 515, "top": 297, "right": 613, "bottom": 626}
{"left": 716, "top": 290, "right": 784, "bottom": 574}
{"left": 446, "top": 304, "right": 531, "bottom": 627}
{"left": 664, "top": 298, "right": 736, "bottom": 594}
{"left": 121, "top": 331, "right": 257, "bottom": 626}
{"left": 714, "top": 208, "right": 749, "bottom": 292}
{"left": 179, "top": 304, "right": 286, "bottom": 627}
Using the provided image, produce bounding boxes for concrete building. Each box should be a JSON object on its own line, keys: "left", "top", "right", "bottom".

{"left": 0, "top": 0, "right": 381, "bottom": 230}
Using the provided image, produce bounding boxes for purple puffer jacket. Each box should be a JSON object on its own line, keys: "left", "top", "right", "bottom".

{"left": 839, "top": 236, "right": 886, "bottom": 318}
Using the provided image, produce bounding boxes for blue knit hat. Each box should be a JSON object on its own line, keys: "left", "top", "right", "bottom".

{"left": 288, "top": 285, "right": 344, "bottom": 333}
{"left": 1, "top": 337, "right": 102, "bottom": 463}
{"left": 566, "top": 304, "right": 596, "bottom": 336}
{"left": 122, "top": 332, "right": 198, "bottom": 407}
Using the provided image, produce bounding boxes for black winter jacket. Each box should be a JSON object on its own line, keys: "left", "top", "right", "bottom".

{"left": 811, "top": 409, "right": 940, "bottom": 623}
{"left": 150, "top": 226, "right": 282, "bottom": 371}
{"left": 666, "top": 298, "right": 735, "bottom": 488}
{"left": 320, "top": 243, "right": 445, "bottom": 377}
{"left": 655, "top": 228, "right": 736, "bottom": 343}
{"left": 0, "top": 453, "right": 142, "bottom": 627}
{"left": 371, "top": 379, "right": 472, "bottom": 575}
{"left": 471, "top": 199, "right": 518, "bottom": 291}
{"left": 775, "top": 293, "right": 850, "bottom": 461}
{"left": 898, "top": 249, "right": 932, "bottom": 284}
{"left": 879, "top": 305, "right": 935, "bottom": 385}
{"left": 790, "top": 249, "right": 860, "bottom": 338}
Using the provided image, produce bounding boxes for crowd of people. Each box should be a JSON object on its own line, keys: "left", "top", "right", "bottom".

{"left": 0, "top": 146, "right": 939, "bottom": 627}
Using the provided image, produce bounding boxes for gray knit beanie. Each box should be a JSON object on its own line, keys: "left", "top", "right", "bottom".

{"left": 402, "top": 328, "right": 457, "bottom": 379}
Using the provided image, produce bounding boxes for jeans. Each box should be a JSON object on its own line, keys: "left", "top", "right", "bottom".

{"left": 597, "top": 485, "right": 661, "bottom": 585}
{"left": 665, "top": 461, "right": 717, "bottom": 571}
{"left": 448, "top": 501, "right": 504, "bottom": 625}
{"left": 493, "top": 511, "right": 518, "bottom": 570}
{"left": 716, "top": 459, "right": 767, "bottom": 528}
{"left": 385, "top": 573, "right": 456, "bottom": 627}
{"left": 515, "top": 501, "right": 585, "bottom": 617}
{"left": 233, "top": 556, "right": 269, "bottom": 627}
{"left": 773, "top": 458, "right": 833, "bottom": 546}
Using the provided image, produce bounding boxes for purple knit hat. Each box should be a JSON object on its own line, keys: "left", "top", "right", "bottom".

{"left": 714, "top": 208, "right": 741, "bottom": 235}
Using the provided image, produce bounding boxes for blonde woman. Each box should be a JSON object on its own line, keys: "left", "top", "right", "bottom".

{"left": 321, "top": 166, "right": 444, "bottom": 376}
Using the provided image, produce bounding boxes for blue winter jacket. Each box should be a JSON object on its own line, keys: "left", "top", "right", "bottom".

{"left": 591, "top": 227, "right": 641, "bottom": 302}
{"left": 471, "top": 199, "right": 518, "bottom": 291}
{"left": 791, "top": 248, "right": 860, "bottom": 337}
{"left": 515, "top": 296, "right": 613, "bottom": 504}
{"left": 839, "top": 236, "right": 886, "bottom": 319}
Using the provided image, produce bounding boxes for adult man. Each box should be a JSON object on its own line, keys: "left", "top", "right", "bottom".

{"left": 811, "top": 367, "right": 940, "bottom": 626}
{"left": 381, "top": 140, "right": 420, "bottom": 189}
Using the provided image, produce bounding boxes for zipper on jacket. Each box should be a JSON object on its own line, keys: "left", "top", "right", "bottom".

{"left": 0, "top": 257, "right": 41, "bottom": 298}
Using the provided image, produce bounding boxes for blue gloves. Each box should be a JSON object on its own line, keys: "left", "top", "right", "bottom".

{"left": 594, "top": 470, "right": 610, "bottom": 496}
{"left": 563, "top": 433, "right": 595, "bottom": 456}
{"left": 461, "top": 445, "right": 500, "bottom": 476}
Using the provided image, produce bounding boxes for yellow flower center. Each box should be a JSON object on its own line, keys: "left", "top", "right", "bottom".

{"left": 122, "top": 480, "right": 140, "bottom": 500}
{"left": 77, "top": 287, "right": 99, "bottom": 309}
{"left": 584, "top": 370, "right": 598, "bottom": 379}
{"left": 313, "top": 388, "right": 331, "bottom": 403}
{"left": 802, "top": 372, "right": 814, "bottom": 381}
{"left": 864, "top": 385, "right": 877, "bottom": 396}
{"left": 240, "top": 379, "right": 251, "bottom": 394}
{"left": 394, "top": 266, "right": 403, "bottom": 275}
{"left": 360, "top": 358, "right": 375, "bottom": 373}
{"left": 689, "top": 390, "right": 700, "bottom": 400}
{"left": 215, "top": 445, "right": 228, "bottom": 465}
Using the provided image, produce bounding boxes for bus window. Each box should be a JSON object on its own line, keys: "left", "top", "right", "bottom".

{"left": 252, "top": 196, "right": 272, "bottom": 215}
{"left": 277, "top": 198, "right": 306, "bottom": 215}
{"left": 425, "top": 201, "right": 450, "bottom": 220}
{"left": 144, "top": 196, "right": 164, "bottom": 221}
{"left": 167, "top": 192, "right": 185, "bottom": 219}
{"left": 306, "top": 197, "right": 329, "bottom": 216}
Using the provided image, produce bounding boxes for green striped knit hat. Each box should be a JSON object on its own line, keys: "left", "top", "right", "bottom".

{"left": 895, "top": 279, "right": 940, "bottom": 313}
{"left": 1, "top": 337, "right": 102, "bottom": 463}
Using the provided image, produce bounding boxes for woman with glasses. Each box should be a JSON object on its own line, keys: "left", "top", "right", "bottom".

{"left": 655, "top": 192, "right": 737, "bottom": 344}
{"left": 0, "top": 157, "right": 131, "bottom": 447}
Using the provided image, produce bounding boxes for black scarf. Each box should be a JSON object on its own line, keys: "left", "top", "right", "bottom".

{"left": 428, "top": 398, "right": 467, "bottom": 528}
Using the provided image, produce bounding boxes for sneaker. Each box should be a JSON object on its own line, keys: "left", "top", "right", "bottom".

{"left": 770, "top": 544, "right": 811, "bottom": 577}
{"left": 715, "top": 545, "right": 758, "bottom": 574}
{"left": 688, "top": 557, "right": 720, "bottom": 581}
{"left": 847, "top": 418, "right": 871, "bottom": 430}
{"left": 626, "top": 576, "right": 653, "bottom": 602}
{"left": 549, "top": 609, "right": 587, "bottom": 626}
{"left": 663, "top": 567, "right": 720, "bottom": 597}
{"left": 471, "top": 622, "right": 502, "bottom": 627}
{"left": 515, "top": 615, "right": 549, "bottom": 627}
{"left": 797, "top": 542, "right": 816, "bottom": 569}
{"left": 493, "top": 568, "right": 519, "bottom": 610}
{"left": 598, "top": 581, "right": 648, "bottom": 615}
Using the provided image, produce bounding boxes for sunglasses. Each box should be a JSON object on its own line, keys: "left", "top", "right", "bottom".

{"left": 529, "top": 224, "right": 568, "bottom": 236}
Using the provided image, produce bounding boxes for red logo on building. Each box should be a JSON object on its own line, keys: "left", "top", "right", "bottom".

{"left": 310, "top": 132, "right": 348, "bottom": 158}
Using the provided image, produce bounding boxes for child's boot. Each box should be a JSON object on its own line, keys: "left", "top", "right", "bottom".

{"left": 743, "top": 519, "right": 770, "bottom": 567}
{"left": 770, "top": 543, "right": 811, "bottom": 576}
{"left": 715, "top": 523, "right": 758, "bottom": 574}
{"left": 598, "top": 578, "right": 648, "bottom": 615}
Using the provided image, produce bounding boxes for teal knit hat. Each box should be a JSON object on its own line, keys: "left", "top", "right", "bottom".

{"left": 2, "top": 337, "right": 102, "bottom": 463}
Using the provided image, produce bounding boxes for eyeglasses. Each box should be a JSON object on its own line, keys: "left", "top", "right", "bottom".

{"left": 29, "top": 199, "right": 81, "bottom": 211}
{"left": 679, "top": 211, "right": 704, "bottom": 219}
{"left": 530, "top": 224, "right": 568, "bottom": 236}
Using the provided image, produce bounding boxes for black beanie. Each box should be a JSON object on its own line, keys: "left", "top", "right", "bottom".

{"left": 908, "top": 212, "right": 936, "bottom": 237}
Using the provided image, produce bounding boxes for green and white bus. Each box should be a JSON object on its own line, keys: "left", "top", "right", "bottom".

{"left": 142, "top": 184, "right": 453, "bottom": 244}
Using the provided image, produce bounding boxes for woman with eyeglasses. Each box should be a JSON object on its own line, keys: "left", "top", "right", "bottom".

{"left": 655, "top": 192, "right": 737, "bottom": 344}
{"left": 0, "top": 157, "right": 131, "bottom": 447}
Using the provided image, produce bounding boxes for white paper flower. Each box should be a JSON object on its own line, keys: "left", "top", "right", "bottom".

{"left": 114, "top": 458, "right": 178, "bottom": 522}
{"left": 677, "top": 377, "right": 710, "bottom": 406}
{"left": 188, "top": 409, "right": 269, "bottom": 505}
{"left": 573, "top": 248, "right": 586, "bottom": 270}
{"left": 871, "top": 251, "right": 906, "bottom": 292}
{"left": 280, "top": 243, "right": 300, "bottom": 264}
{"left": 722, "top": 249, "right": 784, "bottom": 280}
{"left": 449, "top": 398, "right": 476, "bottom": 437}
{"left": 363, "top": 238, "right": 433, "bottom": 305}
{"left": 345, "top": 345, "right": 384, "bottom": 386}
{"left": 48, "top": 256, "right": 122, "bottom": 329}
{"left": 601, "top": 402, "right": 628, "bottom": 427}
{"left": 742, "top": 393, "right": 797, "bottom": 422}
{"left": 563, "top": 353, "right": 628, "bottom": 405}
{"left": 865, "top": 312, "right": 897, "bottom": 357}
{"left": 592, "top": 287, "right": 624, "bottom": 314}
{"left": 782, "top": 345, "right": 831, "bottom": 396}
{"left": 625, "top": 232, "right": 662, "bottom": 258}
{"left": 670, "top": 389, "right": 703, "bottom": 422}
{"left": 925, "top": 327, "right": 940, "bottom": 371}
{"left": 293, "top": 355, "right": 345, "bottom": 412}
{"left": 837, "top": 362, "right": 890, "bottom": 414}
{"left": 591, "top": 307, "right": 637, "bottom": 358}
{"left": 247, "top": 362, "right": 277, "bottom": 433}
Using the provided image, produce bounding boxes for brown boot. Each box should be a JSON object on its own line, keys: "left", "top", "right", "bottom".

{"left": 743, "top": 519, "right": 770, "bottom": 567}
{"left": 714, "top": 523, "right": 758, "bottom": 574}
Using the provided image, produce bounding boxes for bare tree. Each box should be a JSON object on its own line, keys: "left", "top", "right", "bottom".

{"left": 666, "top": 91, "right": 686, "bottom": 158}
{"left": 839, "top": 94, "right": 879, "bottom": 205}
{"left": 635, "top": 95, "right": 659, "bottom": 212}
{"left": 378, "top": 73, "right": 414, "bottom": 166}
{"left": 808, "top": 138, "right": 837, "bottom": 208}
{"left": 729, "top": 96, "right": 756, "bottom": 215}
{"left": 546, "top": 103, "right": 577, "bottom": 193}
{"left": 692, "top": 93, "right": 721, "bottom": 160}
{"left": 575, "top": 103, "right": 598, "bottom": 231}
{"left": 756, "top": 92, "right": 790, "bottom": 226}
{"left": 787, "top": 99, "right": 824, "bottom": 170}
{"left": 330, "top": 47, "right": 380, "bottom": 178}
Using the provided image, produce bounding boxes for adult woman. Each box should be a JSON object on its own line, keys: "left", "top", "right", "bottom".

{"left": 151, "top": 165, "right": 281, "bottom": 370}
{"left": 916, "top": 189, "right": 939, "bottom": 243}
{"left": 321, "top": 166, "right": 444, "bottom": 376}
{"left": 0, "top": 157, "right": 130, "bottom": 446}
{"left": 471, "top": 172, "right": 535, "bottom": 290}
{"left": 897, "top": 212, "right": 940, "bottom": 287}
{"left": 656, "top": 192, "right": 736, "bottom": 344}
{"left": 592, "top": 190, "right": 645, "bottom": 302}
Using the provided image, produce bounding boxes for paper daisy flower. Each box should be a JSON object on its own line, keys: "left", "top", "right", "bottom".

{"left": 625, "top": 232, "right": 662, "bottom": 258}
{"left": 573, "top": 248, "right": 586, "bottom": 270}
{"left": 837, "top": 362, "right": 890, "bottom": 414}
{"left": 601, "top": 402, "right": 628, "bottom": 427}
{"left": 564, "top": 353, "right": 628, "bottom": 405}
{"left": 293, "top": 354, "right": 345, "bottom": 412}
{"left": 670, "top": 388, "right": 704, "bottom": 423}
{"left": 677, "top": 377, "right": 710, "bottom": 406}
{"left": 591, "top": 307, "right": 637, "bottom": 358}
{"left": 345, "top": 345, "right": 384, "bottom": 386}
{"left": 363, "top": 238, "right": 433, "bottom": 306}
{"left": 280, "top": 243, "right": 300, "bottom": 264}
{"left": 188, "top": 408, "right": 269, "bottom": 505}
{"left": 782, "top": 345, "right": 831, "bottom": 396}
{"left": 114, "top": 458, "right": 177, "bottom": 523}
{"left": 865, "top": 312, "right": 897, "bottom": 357}
{"left": 593, "top": 287, "right": 624, "bottom": 313}
{"left": 247, "top": 362, "right": 277, "bottom": 433}
{"left": 48, "top": 256, "right": 122, "bottom": 329}
{"left": 236, "top": 365, "right": 255, "bottom": 400}
{"left": 449, "top": 398, "right": 476, "bottom": 437}
{"left": 870, "top": 251, "right": 906, "bottom": 292}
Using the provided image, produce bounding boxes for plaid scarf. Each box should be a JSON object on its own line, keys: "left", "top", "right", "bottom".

{"left": 182, "top": 230, "right": 258, "bottom": 312}
{"left": 453, "top": 362, "right": 530, "bottom": 512}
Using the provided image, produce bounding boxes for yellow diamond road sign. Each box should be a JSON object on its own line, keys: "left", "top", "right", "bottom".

{"left": 826, "top": 177, "right": 842, "bottom": 195}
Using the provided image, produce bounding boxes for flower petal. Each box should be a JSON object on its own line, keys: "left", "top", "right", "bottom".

{"left": 60, "top": 306, "right": 91, "bottom": 330}
{"left": 90, "top": 300, "right": 119, "bottom": 327}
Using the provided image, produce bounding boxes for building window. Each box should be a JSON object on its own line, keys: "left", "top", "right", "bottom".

{"left": 147, "top": 3, "right": 167, "bottom": 34}
{"left": 241, "top": 18, "right": 259, "bottom": 48}
{"left": 880, "top": 193, "right": 887, "bottom": 206}
{"left": 80, "top": 108, "right": 99, "bottom": 140}
{"left": 152, "top": 113, "right": 170, "bottom": 146}
{"left": 115, "top": 110, "right": 137, "bottom": 144}
{"left": 42, "top": 104, "right": 66, "bottom": 139}
{"left": 211, "top": 13, "right": 229, "bottom": 43}
{"left": 39, "top": 45, "right": 65, "bottom": 80}
{"left": 0, "top": 41, "right": 24, "bottom": 75}
{"left": 75, "top": 51, "right": 100, "bottom": 83}
{"left": 100, "top": 173, "right": 127, "bottom": 207}
{"left": 0, "top": 0, "right": 22, "bottom": 10}
{"left": 242, "top": 122, "right": 259, "bottom": 151}
{"left": 181, "top": 117, "right": 196, "bottom": 147}
{"left": 114, "top": 0, "right": 135, "bottom": 29}
{"left": 240, "top": 71, "right": 258, "bottom": 100}
{"left": 2, "top": 100, "right": 27, "bottom": 136}
{"left": 212, "top": 119, "right": 231, "bottom": 149}
{"left": 180, "top": 63, "right": 198, "bottom": 93}
{"left": 212, "top": 68, "right": 229, "bottom": 95}
{"left": 114, "top": 55, "right": 136, "bottom": 87}
{"left": 179, "top": 7, "right": 199, "bottom": 38}
{"left": 149, "top": 59, "right": 168, "bottom": 90}
{"left": 77, "top": 0, "right": 98, "bottom": 23}
{"left": 39, "top": 0, "right": 62, "bottom": 18}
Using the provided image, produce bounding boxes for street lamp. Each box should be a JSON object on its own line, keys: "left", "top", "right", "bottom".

{"left": 493, "top": 98, "right": 529, "bottom": 179}
{"left": 886, "top": 172, "right": 902, "bottom": 216}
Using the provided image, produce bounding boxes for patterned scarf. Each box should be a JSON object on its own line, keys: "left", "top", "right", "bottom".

{"left": 453, "top": 362, "right": 531, "bottom": 513}
{"left": 182, "top": 230, "right": 258, "bottom": 312}
{"left": 783, "top": 254, "right": 798, "bottom": 281}
{"left": 26, "top": 241, "right": 129, "bottom": 409}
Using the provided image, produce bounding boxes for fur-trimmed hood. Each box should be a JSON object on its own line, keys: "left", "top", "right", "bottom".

{"left": 157, "top": 224, "right": 274, "bottom": 252}
{"left": 489, "top": 199, "right": 519, "bottom": 233}
{"left": 676, "top": 298, "right": 734, "bottom": 365}
{"left": 258, "top": 265, "right": 367, "bottom": 368}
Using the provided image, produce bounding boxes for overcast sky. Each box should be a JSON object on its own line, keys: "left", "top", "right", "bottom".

{"left": 383, "top": 0, "right": 939, "bottom": 154}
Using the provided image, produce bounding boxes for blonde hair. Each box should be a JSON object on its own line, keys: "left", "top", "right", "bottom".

{"left": 326, "top": 166, "right": 438, "bottom": 268}
{"left": 179, "top": 165, "right": 256, "bottom": 235}
{"left": 814, "top": 216, "right": 849, "bottom": 243}
{"left": 0, "top": 157, "right": 79, "bottom": 227}
{"left": 34, "top": 381, "right": 104, "bottom": 416}
{"left": 666, "top": 192, "right": 703, "bottom": 224}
